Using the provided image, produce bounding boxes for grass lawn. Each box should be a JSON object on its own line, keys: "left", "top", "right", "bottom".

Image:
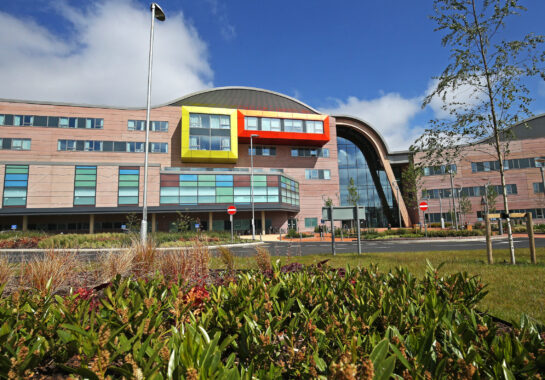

{"left": 218, "top": 247, "right": 545, "bottom": 324}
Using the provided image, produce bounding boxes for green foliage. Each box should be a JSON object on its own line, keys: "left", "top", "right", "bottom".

{"left": 401, "top": 161, "right": 423, "bottom": 209}
{"left": 125, "top": 213, "right": 141, "bottom": 233}
{"left": 285, "top": 229, "right": 313, "bottom": 238}
{"left": 0, "top": 265, "right": 544, "bottom": 377}
{"left": 174, "top": 211, "right": 194, "bottom": 232}
{"left": 347, "top": 177, "right": 359, "bottom": 207}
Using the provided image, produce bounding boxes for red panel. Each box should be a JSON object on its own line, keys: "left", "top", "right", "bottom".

{"left": 233, "top": 175, "right": 250, "bottom": 181}
{"left": 237, "top": 111, "right": 331, "bottom": 147}
{"left": 266, "top": 177, "right": 279, "bottom": 186}
{"left": 161, "top": 174, "right": 179, "bottom": 181}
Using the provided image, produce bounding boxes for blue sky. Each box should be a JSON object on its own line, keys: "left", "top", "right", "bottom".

{"left": 0, "top": 0, "right": 544, "bottom": 150}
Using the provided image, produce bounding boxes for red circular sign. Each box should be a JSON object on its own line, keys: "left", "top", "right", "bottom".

{"left": 419, "top": 201, "right": 429, "bottom": 211}
{"left": 227, "top": 206, "right": 237, "bottom": 215}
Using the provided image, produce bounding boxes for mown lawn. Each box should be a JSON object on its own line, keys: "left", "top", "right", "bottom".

{"left": 217, "top": 247, "right": 545, "bottom": 324}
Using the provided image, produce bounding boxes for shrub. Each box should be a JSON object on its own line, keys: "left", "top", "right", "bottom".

{"left": 19, "top": 250, "right": 77, "bottom": 293}
{"left": 254, "top": 246, "right": 271, "bottom": 273}
{"left": 98, "top": 249, "right": 135, "bottom": 282}
{"left": 217, "top": 246, "right": 235, "bottom": 273}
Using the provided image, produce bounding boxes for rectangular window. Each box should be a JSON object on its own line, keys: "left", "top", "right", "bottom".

{"left": 128, "top": 120, "right": 168, "bottom": 132}
{"left": 1, "top": 138, "right": 31, "bottom": 151}
{"left": 74, "top": 166, "right": 96, "bottom": 206}
{"left": 149, "top": 142, "right": 168, "bottom": 153}
{"left": 305, "top": 218, "right": 318, "bottom": 228}
{"left": 249, "top": 146, "right": 276, "bottom": 156}
{"left": 245, "top": 117, "right": 258, "bottom": 130}
{"left": 305, "top": 169, "right": 330, "bottom": 180}
{"left": 3, "top": 165, "right": 29, "bottom": 207}
{"left": 291, "top": 147, "right": 329, "bottom": 157}
{"left": 189, "top": 113, "right": 231, "bottom": 151}
{"left": 534, "top": 182, "right": 544, "bottom": 194}
{"left": 118, "top": 167, "right": 139, "bottom": 205}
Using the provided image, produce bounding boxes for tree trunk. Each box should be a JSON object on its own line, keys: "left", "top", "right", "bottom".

{"left": 471, "top": 0, "right": 516, "bottom": 263}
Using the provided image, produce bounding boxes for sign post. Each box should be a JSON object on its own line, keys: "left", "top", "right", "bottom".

{"left": 419, "top": 201, "right": 428, "bottom": 238}
{"left": 227, "top": 206, "right": 237, "bottom": 243}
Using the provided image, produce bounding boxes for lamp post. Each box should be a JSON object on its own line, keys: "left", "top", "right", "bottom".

{"left": 456, "top": 185, "right": 463, "bottom": 228}
{"left": 141, "top": 3, "right": 166, "bottom": 243}
{"left": 250, "top": 134, "right": 259, "bottom": 240}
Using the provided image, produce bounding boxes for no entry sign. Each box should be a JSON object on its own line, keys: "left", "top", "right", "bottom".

{"left": 227, "top": 206, "right": 237, "bottom": 215}
{"left": 419, "top": 201, "right": 429, "bottom": 211}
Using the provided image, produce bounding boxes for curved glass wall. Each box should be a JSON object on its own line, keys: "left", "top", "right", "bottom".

{"left": 337, "top": 136, "right": 399, "bottom": 227}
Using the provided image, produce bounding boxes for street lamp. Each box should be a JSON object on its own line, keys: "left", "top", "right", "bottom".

{"left": 456, "top": 185, "right": 463, "bottom": 228}
{"left": 141, "top": 3, "right": 166, "bottom": 243}
{"left": 250, "top": 134, "right": 259, "bottom": 240}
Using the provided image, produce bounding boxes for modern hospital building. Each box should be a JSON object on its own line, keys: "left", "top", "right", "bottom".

{"left": 0, "top": 86, "right": 543, "bottom": 233}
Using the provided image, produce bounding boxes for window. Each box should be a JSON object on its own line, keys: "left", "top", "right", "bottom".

{"left": 305, "top": 120, "right": 324, "bottom": 134}
{"left": 245, "top": 117, "right": 258, "bottom": 130}
{"left": 534, "top": 182, "right": 544, "bottom": 194}
{"left": 284, "top": 119, "right": 303, "bottom": 133}
{"left": 291, "top": 147, "right": 329, "bottom": 157}
{"left": 118, "top": 167, "right": 139, "bottom": 205}
{"left": 3, "top": 165, "right": 29, "bottom": 207}
{"left": 74, "top": 166, "right": 96, "bottom": 206}
{"left": 422, "top": 164, "right": 456, "bottom": 176}
{"left": 127, "top": 142, "right": 145, "bottom": 153}
{"left": 305, "top": 218, "right": 318, "bottom": 228}
{"left": 128, "top": 120, "right": 168, "bottom": 132}
{"left": 249, "top": 146, "right": 276, "bottom": 156}
{"left": 305, "top": 169, "right": 330, "bottom": 180}
{"left": 0, "top": 138, "right": 31, "bottom": 151}
{"left": 189, "top": 113, "right": 231, "bottom": 151}
{"left": 150, "top": 142, "right": 168, "bottom": 153}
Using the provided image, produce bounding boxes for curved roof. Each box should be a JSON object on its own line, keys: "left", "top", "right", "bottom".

{"left": 0, "top": 86, "right": 321, "bottom": 114}
{"left": 164, "top": 86, "right": 320, "bottom": 114}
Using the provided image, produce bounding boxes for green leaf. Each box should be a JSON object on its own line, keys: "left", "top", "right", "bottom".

{"left": 370, "top": 339, "right": 389, "bottom": 365}
{"left": 374, "top": 355, "right": 396, "bottom": 380}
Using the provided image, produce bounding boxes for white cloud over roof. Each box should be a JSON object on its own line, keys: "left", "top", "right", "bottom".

{"left": 0, "top": 0, "right": 213, "bottom": 107}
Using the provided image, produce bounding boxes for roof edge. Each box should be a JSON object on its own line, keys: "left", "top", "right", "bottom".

{"left": 0, "top": 86, "right": 323, "bottom": 114}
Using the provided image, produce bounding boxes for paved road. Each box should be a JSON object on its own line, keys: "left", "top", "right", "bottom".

{"left": 230, "top": 237, "right": 545, "bottom": 257}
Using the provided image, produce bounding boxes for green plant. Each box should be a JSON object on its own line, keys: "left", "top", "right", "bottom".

{"left": 217, "top": 246, "right": 235, "bottom": 274}
{"left": 20, "top": 250, "right": 77, "bottom": 293}
{"left": 254, "top": 246, "right": 271, "bottom": 273}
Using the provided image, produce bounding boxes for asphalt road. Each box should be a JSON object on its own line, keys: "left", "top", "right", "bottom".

{"left": 230, "top": 237, "right": 545, "bottom": 257}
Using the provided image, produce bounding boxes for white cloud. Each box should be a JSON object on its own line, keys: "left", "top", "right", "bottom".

{"left": 0, "top": 0, "right": 213, "bottom": 107}
{"left": 320, "top": 93, "right": 424, "bottom": 151}
{"left": 425, "top": 78, "right": 488, "bottom": 119}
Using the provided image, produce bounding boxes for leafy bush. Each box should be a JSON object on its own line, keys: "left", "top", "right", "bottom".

{"left": 285, "top": 229, "right": 313, "bottom": 238}
{"left": 0, "top": 263, "right": 543, "bottom": 378}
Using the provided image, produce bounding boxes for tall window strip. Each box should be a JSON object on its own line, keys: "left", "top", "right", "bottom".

{"left": 118, "top": 167, "right": 140, "bottom": 205}
{"left": 127, "top": 120, "right": 168, "bottom": 132}
{"left": 159, "top": 174, "right": 297, "bottom": 206}
{"left": 3, "top": 165, "right": 29, "bottom": 207}
{"left": 74, "top": 166, "right": 97, "bottom": 206}
{"left": 58, "top": 140, "right": 167, "bottom": 153}
{"left": 0, "top": 114, "right": 103, "bottom": 129}
{"left": 0, "top": 138, "right": 31, "bottom": 150}
{"left": 244, "top": 116, "right": 324, "bottom": 134}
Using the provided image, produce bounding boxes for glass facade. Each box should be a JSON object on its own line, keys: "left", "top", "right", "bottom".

{"left": 337, "top": 136, "right": 397, "bottom": 227}
{"left": 0, "top": 114, "right": 103, "bottom": 129}
{"left": 159, "top": 173, "right": 297, "bottom": 206}
{"left": 244, "top": 116, "right": 324, "bottom": 134}
{"left": 3, "top": 165, "right": 29, "bottom": 206}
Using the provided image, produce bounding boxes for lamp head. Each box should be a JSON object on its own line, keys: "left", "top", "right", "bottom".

{"left": 151, "top": 3, "right": 166, "bottom": 21}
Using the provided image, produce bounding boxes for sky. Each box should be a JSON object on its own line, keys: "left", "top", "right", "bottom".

{"left": 0, "top": 0, "right": 544, "bottom": 151}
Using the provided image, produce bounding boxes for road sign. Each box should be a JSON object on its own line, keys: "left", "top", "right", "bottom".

{"left": 227, "top": 206, "right": 237, "bottom": 215}
{"left": 419, "top": 201, "right": 428, "bottom": 211}
{"left": 195, "top": 223, "right": 200, "bottom": 229}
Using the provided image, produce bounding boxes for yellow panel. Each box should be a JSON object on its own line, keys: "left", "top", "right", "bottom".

{"left": 181, "top": 106, "right": 238, "bottom": 163}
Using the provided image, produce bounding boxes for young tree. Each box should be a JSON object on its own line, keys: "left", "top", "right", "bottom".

{"left": 459, "top": 191, "right": 473, "bottom": 226}
{"left": 414, "top": 0, "right": 545, "bottom": 264}
{"left": 347, "top": 178, "right": 360, "bottom": 231}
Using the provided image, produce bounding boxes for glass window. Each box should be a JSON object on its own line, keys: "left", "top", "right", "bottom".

{"left": 245, "top": 117, "right": 258, "bottom": 130}
{"left": 118, "top": 167, "right": 139, "bottom": 205}
{"left": 74, "top": 166, "right": 96, "bottom": 206}
{"left": 0, "top": 115, "right": 4, "bottom": 125}
{"left": 3, "top": 165, "right": 29, "bottom": 207}
{"left": 305, "top": 218, "right": 318, "bottom": 228}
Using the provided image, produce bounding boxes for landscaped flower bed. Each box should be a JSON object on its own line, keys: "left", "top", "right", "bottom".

{"left": 0, "top": 253, "right": 543, "bottom": 378}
